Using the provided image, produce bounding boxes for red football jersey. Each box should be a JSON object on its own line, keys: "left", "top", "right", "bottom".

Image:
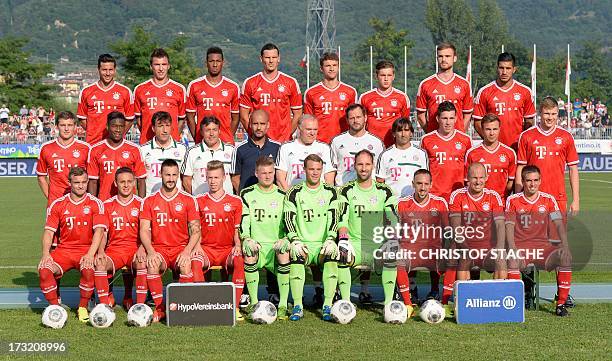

{"left": 416, "top": 73, "right": 473, "bottom": 133}
{"left": 240, "top": 72, "right": 302, "bottom": 142}
{"left": 87, "top": 140, "right": 147, "bottom": 201}
{"left": 77, "top": 81, "right": 135, "bottom": 144}
{"left": 517, "top": 125, "right": 579, "bottom": 202}
{"left": 36, "top": 139, "right": 90, "bottom": 206}
{"left": 473, "top": 80, "right": 536, "bottom": 148}
{"left": 45, "top": 193, "right": 107, "bottom": 250}
{"left": 449, "top": 187, "right": 504, "bottom": 247}
{"left": 420, "top": 130, "right": 472, "bottom": 201}
{"left": 359, "top": 88, "right": 410, "bottom": 146}
{"left": 196, "top": 192, "right": 242, "bottom": 248}
{"left": 104, "top": 195, "right": 142, "bottom": 250}
{"left": 464, "top": 142, "right": 517, "bottom": 201}
{"left": 303, "top": 82, "right": 358, "bottom": 143}
{"left": 398, "top": 194, "right": 448, "bottom": 247}
{"left": 505, "top": 191, "right": 561, "bottom": 244}
{"left": 186, "top": 76, "right": 240, "bottom": 144}
{"left": 140, "top": 190, "right": 199, "bottom": 248}
{"left": 133, "top": 79, "right": 186, "bottom": 144}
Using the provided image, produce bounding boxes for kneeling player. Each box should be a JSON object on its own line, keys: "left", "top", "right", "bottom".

{"left": 94, "top": 167, "right": 147, "bottom": 309}
{"left": 449, "top": 163, "right": 505, "bottom": 281}
{"left": 285, "top": 154, "right": 340, "bottom": 321}
{"left": 191, "top": 160, "right": 245, "bottom": 320}
{"left": 38, "top": 167, "right": 106, "bottom": 322}
{"left": 240, "top": 157, "right": 291, "bottom": 319}
{"left": 505, "top": 165, "right": 572, "bottom": 316}
{"left": 140, "top": 159, "right": 201, "bottom": 322}
{"left": 337, "top": 150, "right": 400, "bottom": 310}
{"left": 396, "top": 169, "right": 448, "bottom": 311}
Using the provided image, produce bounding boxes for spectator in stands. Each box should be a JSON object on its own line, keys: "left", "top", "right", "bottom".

{"left": 557, "top": 97, "right": 566, "bottom": 121}
{"left": 0, "top": 104, "right": 9, "bottom": 124}
{"left": 573, "top": 98, "right": 581, "bottom": 118}
{"left": 19, "top": 105, "right": 28, "bottom": 118}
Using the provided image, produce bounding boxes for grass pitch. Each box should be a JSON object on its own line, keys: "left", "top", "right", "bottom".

{"left": 0, "top": 175, "right": 611, "bottom": 361}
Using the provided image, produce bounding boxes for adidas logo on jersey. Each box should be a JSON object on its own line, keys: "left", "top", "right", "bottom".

{"left": 145, "top": 91, "right": 150, "bottom": 95}
{"left": 493, "top": 96, "right": 499, "bottom": 101}
{"left": 101, "top": 154, "right": 108, "bottom": 159}
{"left": 200, "top": 90, "right": 206, "bottom": 95}
{"left": 51, "top": 153, "right": 58, "bottom": 158}
{"left": 203, "top": 206, "right": 209, "bottom": 211}
{"left": 64, "top": 210, "right": 70, "bottom": 215}
{"left": 533, "top": 140, "right": 539, "bottom": 144}
{"left": 257, "top": 87, "right": 263, "bottom": 91}
{"left": 433, "top": 145, "right": 438, "bottom": 149}
{"left": 154, "top": 206, "right": 161, "bottom": 211}
{"left": 112, "top": 211, "right": 118, "bottom": 216}
{"left": 319, "top": 95, "right": 325, "bottom": 100}
{"left": 91, "top": 95, "right": 97, "bottom": 100}
{"left": 463, "top": 205, "right": 469, "bottom": 209}
{"left": 479, "top": 158, "right": 486, "bottom": 163}
{"left": 371, "top": 102, "right": 377, "bottom": 106}
{"left": 432, "top": 89, "right": 439, "bottom": 94}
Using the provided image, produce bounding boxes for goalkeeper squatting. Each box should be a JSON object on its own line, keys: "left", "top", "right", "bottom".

{"left": 337, "top": 150, "right": 405, "bottom": 313}
{"left": 240, "top": 156, "right": 292, "bottom": 319}
{"left": 284, "top": 154, "right": 340, "bottom": 321}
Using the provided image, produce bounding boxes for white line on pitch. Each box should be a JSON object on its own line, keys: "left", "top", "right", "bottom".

{"left": 0, "top": 266, "right": 37, "bottom": 269}
{"left": 581, "top": 178, "right": 612, "bottom": 184}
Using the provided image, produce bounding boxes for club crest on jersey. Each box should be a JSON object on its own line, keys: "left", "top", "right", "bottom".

{"left": 482, "top": 202, "right": 490, "bottom": 211}
{"left": 122, "top": 151, "right": 130, "bottom": 159}
{"left": 278, "top": 84, "right": 286, "bottom": 93}
{"left": 131, "top": 208, "right": 139, "bottom": 217}
{"left": 390, "top": 99, "right": 398, "bottom": 107}
{"left": 223, "top": 203, "right": 232, "bottom": 212}
{"left": 270, "top": 201, "right": 278, "bottom": 209}
{"left": 83, "top": 206, "right": 91, "bottom": 215}
{"left": 431, "top": 208, "right": 438, "bottom": 216}
{"left": 72, "top": 150, "right": 81, "bottom": 158}
{"left": 368, "top": 144, "right": 373, "bottom": 150}
{"left": 538, "top": 205, "right": 547, "bottom": 214}
{"left": 318, "top": 198, "right": 326, "bottom": 206}
{"left": 175, "top": 202, "right": 183, "bottom": 212}
{"left": 225, "top": 153, "right": 231, "bottom": 159}
{"left": 369, "top": 196, "right": 378, "bottom": 205}
{"left": 499, "top": 154, "right": 507, "bottom": 163}
{"left": 454, "top": 86, "right": 461, "bottom": 94}
{"left": 166, "top": 89, "right": 174, "bottom": 97}
{"left": 339, "top": 92, "right": 347, "bottom": 101}
{"left": 455, "top": 142, "right": 463, "bottom": 150}
{"left": 113, "top": 92, "right": 120, "bottom": 100}
{"left": 174, "top": 150, "right": 181, "bottom": 158}
{"left": 555, "top": 137, "right": 563, "bottom": 145}
{"left": 513, "top": 93, "right": 521, "bottom": 101}
{"left": 221, "top": 89, "right": 228, "bottom": 97}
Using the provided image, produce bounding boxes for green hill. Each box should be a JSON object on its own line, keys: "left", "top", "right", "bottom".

{"left": 0, "top": 0, "right": 610, "bottom": 81}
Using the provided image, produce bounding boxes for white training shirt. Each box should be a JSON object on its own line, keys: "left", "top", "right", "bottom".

{"left": 275, "top": 139, "right": 334, "bottom": 187}
{"left": 330, "top": 131, "right": 385, "bottom": 186}
{"left": 181, "top": 141, "right": 235, "bottom": 195}
{"left": 375, "top": 144, "right": 429, "bottom": 197}
{"left": 139, "top": 139, "right": 187, "bottom": 195}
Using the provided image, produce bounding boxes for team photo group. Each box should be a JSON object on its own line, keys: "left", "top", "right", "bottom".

{"left": 35, "top": 40, "right": 579, "bottom": 328}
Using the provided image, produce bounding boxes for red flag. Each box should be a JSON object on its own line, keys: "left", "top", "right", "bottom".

{"left": 466, "top": 46, "right": 472, "bottom": 90}
{"left": 299, "top": 54, "right": 307, "bottom": 68}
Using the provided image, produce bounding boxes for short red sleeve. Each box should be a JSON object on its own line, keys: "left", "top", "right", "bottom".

{"left": 473, "top": 90, "right": 487, "bottom": 119}
{"left": 132, "top": 149, "right": 147, "bottom": 178}
{"left": 44, "top": 202, "right": 61, "bottom": 232}
{"left": 77, "top": 93, "right": 87, "bottom": 119}
{"left": 463, "top": 89, "right": 474, "bottom": 113}
{"left": 123, "top": 90, "right": 135, "bottom": 119}
{"left": 92, "top": 201, "right": 107, "bottom": 229}
{"left": 303, "top": 91, "right": 314, "bottom": 115}
{"left": 239, "top": 81, "right": 254, "bottom": 109}
{"left": 289, "top": 80, "right": 302, "bottom": 109}
{"left": 508, "top": 151, "right": 517, "bottom": 180}
{"left": 36, "top": 150, "right": 48, "bottom": 175}
{"left": 523, "top": 89, "right": 536, "bottom": 118}
{"left": 140, "top": 198, "right": 152, "bottom": 221}
{"left": 517, "top": 134, "right": 528, "bottom": 164}
{"left": 401, "top": 95, "right": 411, "bottom": 118}
{"left": 133, "top": 89, "right": 142, "bottom": 116}
{"left": 87, "top": 148, "right": 100, "bottom": 179}
{"left": 415, "top": 84, "right": 427, "bottom": 112}
{"left": 565, "top": 135, "right": 579, "bottom": 166}
{"left": 448, "top": 195, "right": 462, "bottom": 213}
{"left": 230, "top": 85, "right": 239, "bottom": 113}
{"left": 186, "top": 195, "right": 199, "bottom": 222}
{"left": 178, "top": 89, "right": 187, "bottom": 118}
{"left": 233, "top": 200, "right": 242, "bottom": 228}
{"left": 186, "top": 83, "right": 197, "bottom": 112}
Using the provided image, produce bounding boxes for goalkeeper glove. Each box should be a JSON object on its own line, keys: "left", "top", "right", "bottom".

{"left": 321, "top": 239, "right": 339, "bottom": 259}
{"left": 290, "top": 240, "right": 308, "bottom": 261}
{"left": 242, "top": 238, "right": 260, "bottom": 257}
{"left": 273, "top": 238, "right": 290, "bottom": 254}
{"left": 338, "top": 238, "right": 356, "bottom": 265}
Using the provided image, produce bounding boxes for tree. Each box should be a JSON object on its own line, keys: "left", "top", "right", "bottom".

{"left": 0, "top": 37, "right": 55, "bottom": 111}
{"left": 343, "top": 17, "right": 415, "bottom": 93}
{"left": 110, "top": 26, "right": 199, "bottom": 88}
{"left": 425, "top": 0, "right": 475, "bottom": 58}
{"left": 574, "top": 40, "right": 612, "bottom": 102}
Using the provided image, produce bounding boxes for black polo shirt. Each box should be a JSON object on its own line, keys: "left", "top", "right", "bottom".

{"left": 231, "top": 137, "right": 281, "bottom": 191}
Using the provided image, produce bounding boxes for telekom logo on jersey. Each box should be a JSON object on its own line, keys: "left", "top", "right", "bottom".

{"left": 373, "top": 107, "right": 384, "bottom": 119}
{"left": 112, "top": 216, "right": 125, "bottom": 230}
{"left": 65, "top": 216, "right": 76, "bottom": 229}
{"left": 291, "top": 163, "right": 305, "bottom": 178}
{"left": 94, "top": 100, "right": 105, "bottom": 114}
{"left": 147, "top": 97, "right": 158, "bottom": 109}
{"left": 495, "top": 102, "right": 506, "bottom": 115}
{"left": 156, "top": 212, "right": 169, "bottom": 226}
{"left": 201, "top": 98, "right": 214, "bottom": 110}
{"left": 535, "top": 146, "right": 547, "bottom": 159}
{"left": 436, "top": 152, "right": 447, "bottom": 164}
{"left": 259, "top": 93, "right": 271, "bottom": 106}
{"left": 103, "top": 161, "right": 115, "bottom": 174}
{"left": 321, "top": 101, "right": 333, "bottom": 114}
{"left": 343, "top": 156, "right": 355, "bottom": 172}
{"left": 53, "top": 159, "right": 65, "bottom": 172}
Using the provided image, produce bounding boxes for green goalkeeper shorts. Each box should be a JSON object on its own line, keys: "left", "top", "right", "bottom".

{"left": 256, "top": 243, "right": 276, "bottom": 273}
{"left": 303, "top": 242, "right": 323, "bottom": 266}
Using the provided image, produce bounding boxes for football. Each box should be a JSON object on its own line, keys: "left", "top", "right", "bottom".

{"left": 127, "top": 303, "right": 153, "bottom": 328}
{"left": 89, "top": 304, "right": 116, "bottom": 328}
{"left": 330, "top": 300, "right": 356, "bottom": 324}
{"left": 251, "top": 301, "right": 277, "bottom": 324}
{"left": 383, "top": 301, "right": 407, "bottom": 324}
{"left": 41, "top": 305, "right": 68, "bottom": 329}
{"left": 419, "top": 299, "right": 445, "bottom": 324}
